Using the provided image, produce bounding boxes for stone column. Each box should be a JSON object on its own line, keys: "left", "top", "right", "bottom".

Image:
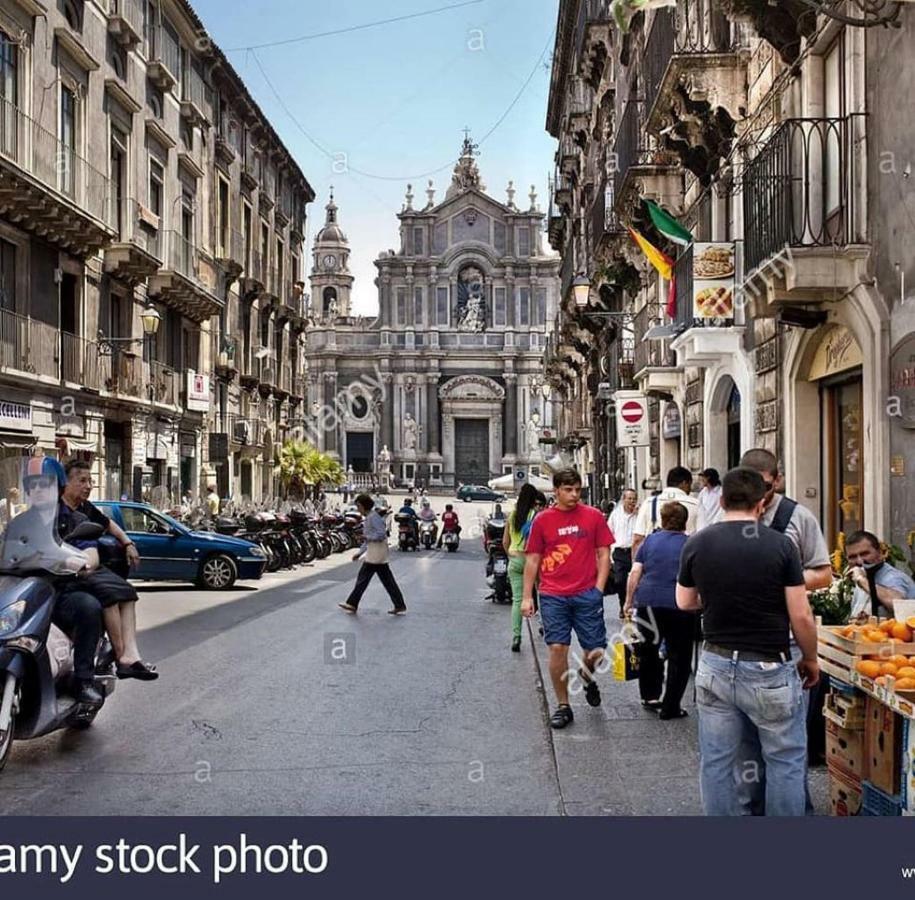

{"left": 504, "top": 373, "right": 518, "bottom": 456}
{"left": 426, "top": 374, "right": 440, "bottom": 454}
{"left": 505, "top": 270, "right": 516, "bottom": 327}
{"left": 381, "top": 374, "right": 394, "bottom": 452}
{"left": 323, "top": 372, "right": 337, "bottom": 455}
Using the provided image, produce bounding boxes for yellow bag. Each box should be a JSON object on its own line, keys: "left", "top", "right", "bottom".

{"left": 612, "top": 640, "right": 640, "bottom": 682}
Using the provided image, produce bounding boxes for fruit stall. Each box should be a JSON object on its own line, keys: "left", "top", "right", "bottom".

{"left": 818, "top": 616, "right": 915, "bottom": 816}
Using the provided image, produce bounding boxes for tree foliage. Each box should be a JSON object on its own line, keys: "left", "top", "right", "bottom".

{"left": 275, "top": 440, "right": 344, "bottom": 499}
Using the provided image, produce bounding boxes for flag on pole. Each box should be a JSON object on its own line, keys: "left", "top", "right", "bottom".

{"left": 643, "top": 199, "right": 693, "bottom": 247}
{"left": 628, "top": 227, "right": 678, "bottom": 319}
{"left": 611, "top": 0, "right": 677, "bottom": 34}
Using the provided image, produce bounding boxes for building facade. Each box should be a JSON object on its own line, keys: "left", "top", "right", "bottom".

{"left": 0, "top": 0, "right": 313, "bottom": 509}
{"left": 546, "top": 0, "right": 914, "bottom": 555}
{"left": 305, "top": 138, "right": 560, "bottom": 489}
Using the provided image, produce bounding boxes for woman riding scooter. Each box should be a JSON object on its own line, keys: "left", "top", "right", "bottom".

{"left": 418, "top": 498, "right": 438, "bottom": 548}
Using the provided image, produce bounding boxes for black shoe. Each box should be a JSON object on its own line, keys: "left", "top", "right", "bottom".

{"left": 641, "top": 699, "right": 662, "bottom": 711}
{"left": 580, "top": 670, "right": 601, "bottom": 707}
{"left": 658, "top": 708, "right": 689, "bottom": 720}
{"left": 550, "top": 705, "right": 574, "bottom": 729}
{"left": 76, "top": 680, "right": 104, "bottom": 708}
{"left": 387, "top": 608, "right": 407, "bottom": 615}
{"left": 511, "top": 636, "right": 521, "bottom": 652}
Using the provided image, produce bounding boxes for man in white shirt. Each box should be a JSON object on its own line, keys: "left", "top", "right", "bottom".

{"left": 631, "top": 467, "right": 699, "bottom": 557}
{"left": 607, "top": 489, "right": 639, "bottom": 616}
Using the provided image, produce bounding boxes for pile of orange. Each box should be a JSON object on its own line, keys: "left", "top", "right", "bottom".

{"left": 855, "top": 656, "right": 915, "bottom": 691}
{"left": 834, "top": 617, "right": 915, "bottom": 644}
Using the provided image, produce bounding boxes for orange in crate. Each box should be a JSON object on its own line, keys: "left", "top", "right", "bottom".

{"left": 892, "top": 623, "right": 914, "bottom": 642}
{"left": 880, "top": 662, "right": 899, "bottom": 676}
{"left": 856, "top": 660, "right": 883, "bottom": 678}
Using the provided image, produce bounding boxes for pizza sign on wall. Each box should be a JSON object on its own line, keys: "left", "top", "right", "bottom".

{"left": 692, "top": 242, "right": 736, "bottom": 319}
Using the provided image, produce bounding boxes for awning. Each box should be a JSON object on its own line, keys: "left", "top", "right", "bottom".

{"left": 644, "top": 323, "right": 681, "bottom": 341}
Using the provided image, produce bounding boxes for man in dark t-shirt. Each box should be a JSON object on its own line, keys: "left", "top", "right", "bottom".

{"left": 676, "top": 467, "right": 818, "bottom": 817}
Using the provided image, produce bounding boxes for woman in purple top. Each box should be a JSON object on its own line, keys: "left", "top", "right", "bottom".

{"left": 625, "top": 501, "right": 696, "bottom": 719}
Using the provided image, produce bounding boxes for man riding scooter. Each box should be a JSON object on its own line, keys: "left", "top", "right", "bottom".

{"left": 397, "top": 497, "right": 419, "bottom": 546}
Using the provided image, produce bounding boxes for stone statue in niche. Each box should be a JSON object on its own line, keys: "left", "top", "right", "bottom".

{"left": 457, "top": 265, "right": 486, "bottom": 333}
{"left": 402, "top": 413, "right": 418, "bottom": 450}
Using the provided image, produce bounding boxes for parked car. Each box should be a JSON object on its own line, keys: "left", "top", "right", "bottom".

{"left": 456, "top": 485, "right": 506, "bottom": 503}
{"left": 95, "top": 501, "right": 267, "bottom": 589}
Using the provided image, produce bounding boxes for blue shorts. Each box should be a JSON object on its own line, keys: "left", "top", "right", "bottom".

{"left": 539, "top": 587, "right": 607, "bottom": 650}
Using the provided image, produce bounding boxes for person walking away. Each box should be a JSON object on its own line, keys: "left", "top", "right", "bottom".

{"left": 696, "top": 468, "right": 722, "bottom": 530}
{"left": 631, "top": 467, "right": 699, "bottom": 557}
{"left": 521, "top": 469, "right": 613, "bottom": 729}
{"left": 844, "top": 530, "right": 915, "bottom": 621}
{"left": 624, "top": 501, "right": 695, "bottom": 719}
{"left": 504, "top": 484, "right": 539, "bottom": 653}
{"left": 608, "top": 489, "right": 638, "bottom": 617}
{"left": 738, "top": 448, "right": 833, "bottom": 807}
{"left": 676, "top": 467, "right": 819, "bottom": 816}
{"left": 437, "top": 503, "right": 461, "bottom": 548}
{"left": 339, "top": 494, "right": 406, "bottom": 615}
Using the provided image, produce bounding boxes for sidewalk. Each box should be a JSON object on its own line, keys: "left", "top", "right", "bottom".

{"left": 527, "top": 604, "right": 829, "bottom": 816}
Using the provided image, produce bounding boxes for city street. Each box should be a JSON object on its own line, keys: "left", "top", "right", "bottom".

{"left": 0, "top": 495, "right": 829, "bottom": 815}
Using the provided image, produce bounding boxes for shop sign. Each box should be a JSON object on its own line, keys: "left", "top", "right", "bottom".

{"left": 808, "top": 325, "right": 863, "bottom": 380}
{"left": 890, "top": 332, "right": 915, "bottom": 429}
{"left": 186, "top": 373, "right": 211, "bottom": 412}
{"left": 614, "top": 391, "right": 649, "bottom": 447}
{"left": 662, "top": 404, "right": 682, "bottom": 440}
{"left": 0, "top": 401, "right": 32, "bottom": 432}
{"left": 146, "top": 433, "right": 170, "bottom": 460}
{"left": 692, "top": 242, "right": 735, "bottom": 319}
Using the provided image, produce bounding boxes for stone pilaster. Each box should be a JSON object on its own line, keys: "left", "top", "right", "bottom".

{"left": 426, "top": 373, "right": 440, "bottom": 454}
{"left": 504, "top": 372, "right": 518, "bottom": 455}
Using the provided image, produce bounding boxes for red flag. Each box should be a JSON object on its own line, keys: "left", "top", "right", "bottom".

{"left": 666, "top": 276, "right": 677, "bottom": 319}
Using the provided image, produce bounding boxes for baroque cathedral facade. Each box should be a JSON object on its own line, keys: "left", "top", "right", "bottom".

{"left": 305, "top": 138, "right": 560, "bottom": 488}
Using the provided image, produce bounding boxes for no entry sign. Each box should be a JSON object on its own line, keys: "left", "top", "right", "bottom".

{"left": 615, "top": 392, "right": 649, "bottom": 447}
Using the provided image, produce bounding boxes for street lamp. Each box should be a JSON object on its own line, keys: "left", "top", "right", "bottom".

{"left": 98, "top": 302, "right": 162, "bottom": 354}
{"left": 572, "top": 274, "right": 591, "bottom": 309}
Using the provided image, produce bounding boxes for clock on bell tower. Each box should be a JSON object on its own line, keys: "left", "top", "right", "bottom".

{"left": 309, "top": 188, "right": 354, "bottom": 318}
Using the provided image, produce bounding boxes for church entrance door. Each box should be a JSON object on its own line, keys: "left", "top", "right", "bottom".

{"left": 454, "top": 419, "right": 490, "bottom": 485}
{"left": 346, "top": 432, "right": 374, "bottom": 473}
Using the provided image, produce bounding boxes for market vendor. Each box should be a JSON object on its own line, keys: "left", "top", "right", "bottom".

{"left": 845, "top": 530, "right": 915, "bottom": 621}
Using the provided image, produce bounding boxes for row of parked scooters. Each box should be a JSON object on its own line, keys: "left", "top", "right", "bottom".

{"left": 175, "top": 501, "right": 393, "bottom": 571}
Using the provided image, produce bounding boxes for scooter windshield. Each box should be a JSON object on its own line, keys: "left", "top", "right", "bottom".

{"left": 0, "top": 481, "right": 89, "bottom": 576}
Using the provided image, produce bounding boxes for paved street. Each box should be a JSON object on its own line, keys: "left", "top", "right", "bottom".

{"left": 0, "top": 495, "right": 826, "bottom": 815}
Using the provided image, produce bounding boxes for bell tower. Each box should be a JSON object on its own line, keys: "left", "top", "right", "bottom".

{"left": 309, "top": 189, "right": 354, "bottom": 318}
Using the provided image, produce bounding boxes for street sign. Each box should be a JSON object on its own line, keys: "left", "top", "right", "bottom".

{"left": 615, "top": 391, "right": 649, "bottom": 447}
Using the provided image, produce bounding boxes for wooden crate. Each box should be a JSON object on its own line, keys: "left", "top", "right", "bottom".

{"left": 818, "top": 619, "right": 915, "bottom": 658}
{"left": 865, "top": 695, "right": 903, "bottom": 796}
{"left": 826, "top": 718, "right": 867, "bottom": 780}
{"left": 824, "top": 689, "right": 866, "bottom": 731}
{"left": 829, "top": 766, "right": 863, "bottom": 816}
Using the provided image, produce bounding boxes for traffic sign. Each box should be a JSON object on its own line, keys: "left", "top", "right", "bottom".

{"left": 615, "top": 391, "right": 649, "bottom": 447}
{"left": 516, "top": 470, "right": 526, "bottom": 481}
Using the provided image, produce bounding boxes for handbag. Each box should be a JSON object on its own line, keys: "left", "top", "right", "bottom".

{"left": 364, "top": 540, "right": 389, "bottom": 565}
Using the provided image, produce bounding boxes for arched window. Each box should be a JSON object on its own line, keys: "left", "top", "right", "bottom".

{"left": 63, "top": 0, "right": 82, "bottom": 31}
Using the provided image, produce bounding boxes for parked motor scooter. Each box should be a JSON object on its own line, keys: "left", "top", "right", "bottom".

{"left": 0, "top": 519, "right": 117, "bottom": 773}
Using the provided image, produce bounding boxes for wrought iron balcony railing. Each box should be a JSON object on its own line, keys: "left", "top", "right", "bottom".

{"left": 743, "top": 115, "right": 867, "bottom": 273}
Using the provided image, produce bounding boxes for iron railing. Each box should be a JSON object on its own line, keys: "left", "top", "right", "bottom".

{"left": 612, "top": 100, "right": 652, "bottom": 201}
{"left": 744, "top": 116, "right": 866, "bottom": 272}
{"left": 0, "top": 97, "right": 111, "bottom": 225}
{"left": 643, "top": 8, "right": 676, "bottom": 116}
{"left": 149, "top": 359, "right": 177, "bottom": 406}
{"left": 181, "top": 66, "right": 209, "bottom": 113}
{"left": 149, "top": 23, "right": 180, "bottom": 81}
{"left": 633, "top": 300, "right": 676, "bottom": 374}
{"left": 161, "top": 230, "right": 199, "bottom": 280}
{"left": 108, "top": 0, "right": 145, "bottom": 38}
{"left": 560, "top": 246, "right": 575, "bottom": 304}
{"left": 0, "top": 309, "right": 60, "bottom": 379}
{"left": 590, "top": 177, "right": 623, "bottom": 250}
{"left": 109, "top": 197, "right": 162, "bottom": 259}
{"left": 217, "top": 227, "right": 245, "bottom": 266}
{"left": 61, "top": 333, "right": 101, "bottom": 388}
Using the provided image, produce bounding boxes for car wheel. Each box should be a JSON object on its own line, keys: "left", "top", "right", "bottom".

{"left": 198, "top": 554, "right": 238, "bottom": 590}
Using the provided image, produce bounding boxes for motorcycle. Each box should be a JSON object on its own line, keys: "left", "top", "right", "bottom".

{"left": 442, "top": 527, "right": 460, "bottom": 552}
{"left": 395, "top": 514, "right": 418, "bottom": 552}
{"left": 419, "top": 517, "right": 437, "bottom": 550}
{"left": 0, "top": 519, "right": 117, "bottom": 773}
{"left": 484, "top": 512, "right": 511, "bottom": 604}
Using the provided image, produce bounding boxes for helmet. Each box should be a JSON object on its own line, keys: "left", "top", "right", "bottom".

{"left": 22, "top": 456, "right": 66, "bottom": 494}
{"left": 421, "top": 497, "right": 431, "bottom": 507}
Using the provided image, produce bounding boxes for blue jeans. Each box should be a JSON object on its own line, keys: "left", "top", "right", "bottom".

{"left": 694, "top": 651, "right": 807, "bottom": 816}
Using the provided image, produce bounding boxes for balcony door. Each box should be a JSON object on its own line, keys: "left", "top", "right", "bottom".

{"left": 823, "top": 36, "right": 846, "bottom": 240}
{"left": 59, "top": 86, "right": 77, "bottom": 197}
{"left": 0, "top": 31, "right": 17, "bottom": 157}
{"left": 110, "top": 129, "right": 128, "bottom": 238}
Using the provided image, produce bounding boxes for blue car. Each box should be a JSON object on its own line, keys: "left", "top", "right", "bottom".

{"left": 94, "top": 501, "right": 267, "bottom": 590}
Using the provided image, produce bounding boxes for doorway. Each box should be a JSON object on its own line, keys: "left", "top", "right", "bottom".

{"left": 454, "top": 419, "right": 489, "bottom": 484}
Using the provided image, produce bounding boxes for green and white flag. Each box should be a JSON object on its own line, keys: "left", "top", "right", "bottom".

{"left": 611, "top": 0, "right": 677, "bottom": 34}
{"left": 644, "top": 199, "right": 693, "bottom": 247}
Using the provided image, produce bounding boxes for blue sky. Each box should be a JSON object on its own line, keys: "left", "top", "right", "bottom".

{"left": 192, "top": 0, "right": 560, "bottom": 313}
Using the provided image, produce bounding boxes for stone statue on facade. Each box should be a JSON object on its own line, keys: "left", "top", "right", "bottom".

{"left": 457, "top": 265, "right": 486, "bottom": 333}
{"left": 402, "top": 413, "right": 418, "bottom": 451}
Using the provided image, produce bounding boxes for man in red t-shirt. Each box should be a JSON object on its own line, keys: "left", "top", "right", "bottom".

{"left": 522, "top": 468, "right": 613, "bottom": 729}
